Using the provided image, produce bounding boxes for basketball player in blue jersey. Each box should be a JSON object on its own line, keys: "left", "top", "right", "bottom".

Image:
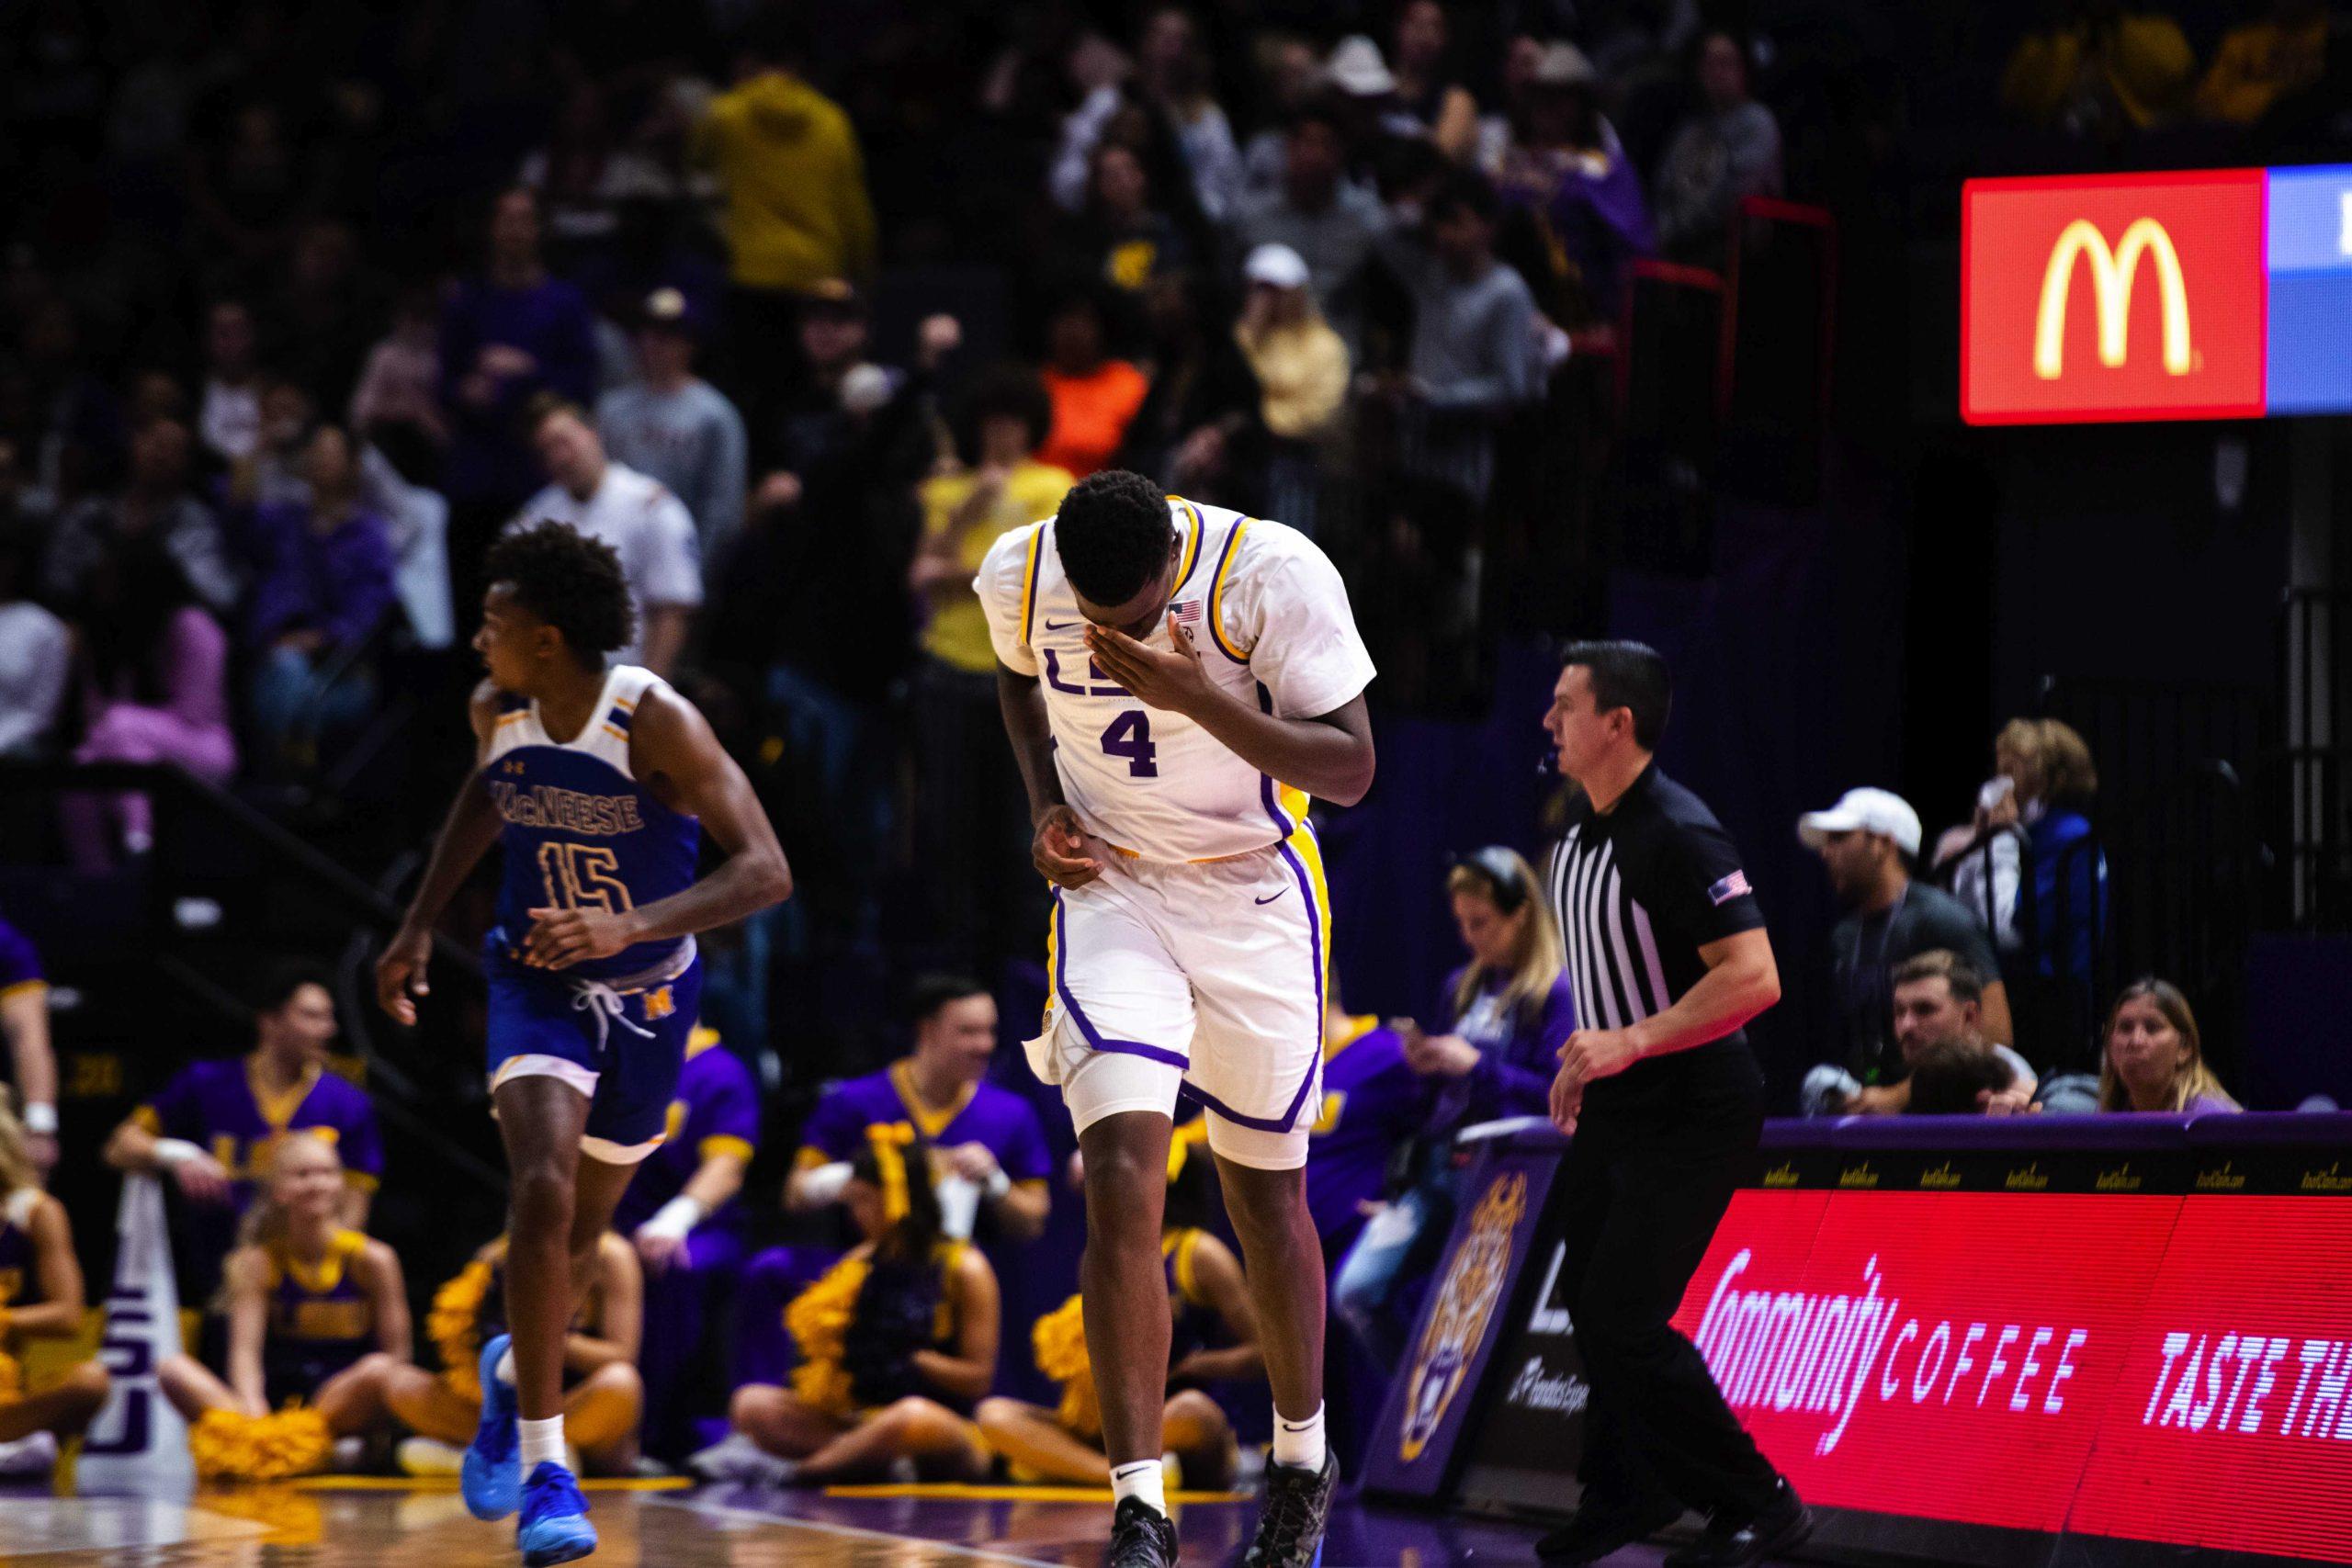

{"left": 376, "top": 523, "right": 790, "bottom": 1566}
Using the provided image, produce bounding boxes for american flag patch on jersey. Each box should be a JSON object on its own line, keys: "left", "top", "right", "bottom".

{"left": 1169, "top": 599, "right": 1204, "bottom": 627}
{"left": 1708, "top": 870, "right": 1753, "bottom": 906}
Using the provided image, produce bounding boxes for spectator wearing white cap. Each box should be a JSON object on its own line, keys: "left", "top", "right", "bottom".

{"left": 597, "top": 289, "right": 750, "bottom": 569}
{"left": 1799, "top": 787, "right": 2014, "bottom": 1089}
{"left": 1322, "top": 33, "right": 1446, "bottom": 152}
{"left": 1234, "top": 243, "right": 1349, "bottom": 535}
{"left": 1230, "top": 104, "right": 1387, "bottom": 350}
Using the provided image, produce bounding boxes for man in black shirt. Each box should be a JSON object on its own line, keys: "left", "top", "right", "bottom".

{"left": 1537, "top": 642, "right": 1810, "bottom": 1568}
{"left": 1799, "top": 785, "right": 2014, "bottom": 1093}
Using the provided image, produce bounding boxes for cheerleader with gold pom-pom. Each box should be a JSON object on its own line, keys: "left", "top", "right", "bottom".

{"left": 380, "top": 1227, "right": 644, "bottom": 1477}
{"left": 687, "top": 1126, "right": 999, "bottom": 1486}
{"left": 975, "top": 1122, "right": 1261, "bottom": 1491}
{"left": 0, "top": 1089, "right": 110, "bottom": 1479}
{"left": 156, "top": 1131, "right": 411, "bottom": 1478}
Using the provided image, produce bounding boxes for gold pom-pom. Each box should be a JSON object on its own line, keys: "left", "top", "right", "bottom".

{"left": 427, "top": 1259, "right": 496, "bottom": 1403}
{"left": 189, "top": 1406, "right": 334, "bottom": 1481}
{"left": 783, "top": 1255, "right": 871, "bottom": 1421}
{"left": 1033, "top": 1294, "right": 1100, "bottom": 1438}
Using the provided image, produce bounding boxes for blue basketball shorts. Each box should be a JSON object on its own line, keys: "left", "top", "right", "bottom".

{"left": 482, "top": 936, "right": 704, "bottom": 1163}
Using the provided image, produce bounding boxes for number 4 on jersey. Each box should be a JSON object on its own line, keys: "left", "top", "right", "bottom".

{"left": 1100, "top": 711, "right": 1159, "bottom": 778}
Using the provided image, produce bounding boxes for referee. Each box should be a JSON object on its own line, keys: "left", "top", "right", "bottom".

{"left": 1534, "top": 643, "right": 1810, "bottom": 1568}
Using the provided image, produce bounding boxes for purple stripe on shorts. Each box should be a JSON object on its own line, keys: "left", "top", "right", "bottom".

{"left": 1049, "top": 889, "right": 1191, "bottom": 1072}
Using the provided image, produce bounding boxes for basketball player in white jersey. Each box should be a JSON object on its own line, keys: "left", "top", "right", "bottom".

{"left": 978, "top": 469, "right": 1375, "bottom": 1568}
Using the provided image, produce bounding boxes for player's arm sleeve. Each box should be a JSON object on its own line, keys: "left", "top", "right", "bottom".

{"left": 975, "top": 524, "right": 1042, "bottom": 677}
{"left": 1242, "top": 541, "right": 1375, "bottom": 719}
{"left": 1654, "top": 816, "right": 1770, "bottom": 947}
{"left": 697, "top": 1058, "right": 762, "bottom": 1164}
{"left": 646, "top": 492, "right": 706, "bottom": 607}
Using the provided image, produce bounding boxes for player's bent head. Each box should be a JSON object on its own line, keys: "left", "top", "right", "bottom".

{"left": 1559, "top": 638, "right": 1672, "bottom": 751}
{"left": 1056, "top": 468, "right": 1179, "bottom": 631}
{"left": 481, "top": 521, "right": 635, "bottom": 675}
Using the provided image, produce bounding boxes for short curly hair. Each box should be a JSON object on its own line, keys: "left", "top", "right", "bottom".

{"left": 1054, "top": 468, "right": 1173, "bottom": 606}
{"left": 483, "top": 521, "right": 635, "bottom": 660}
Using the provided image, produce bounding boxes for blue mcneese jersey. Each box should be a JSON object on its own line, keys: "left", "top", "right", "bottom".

{"left": 482, "top": 665, "right": 700, "bottom": 981}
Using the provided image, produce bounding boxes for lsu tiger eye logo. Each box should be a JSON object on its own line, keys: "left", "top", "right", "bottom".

{"left": 1397, "top": 1171, "right": 1527, "bottom": 1463}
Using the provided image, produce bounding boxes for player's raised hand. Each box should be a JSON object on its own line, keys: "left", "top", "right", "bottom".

{"left": 1032, "top": 804, "right": 1108, "bottom": 889}
{"left": 375, "top": 924, "right": 435, "bottom": 1025}
{"left": 1083, "top": 614, "right": 1215, "bottom": 716}
{"left": 522, "top": 906, "right": 638, "bottom": 969}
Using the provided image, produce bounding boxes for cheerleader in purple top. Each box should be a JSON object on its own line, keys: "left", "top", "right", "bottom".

{"left": 0, "top": 1090, "right": 110, "bottom": 1476}
{"left": 157, "top": 1132, "right": 411, "bottom": 1461}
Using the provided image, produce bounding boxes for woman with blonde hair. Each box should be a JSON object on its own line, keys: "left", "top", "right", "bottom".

{"left": 1332, "top": 846, "right": 1575, "bottom": 1364}
{"left": 0, "top": 1088, "right": 110, "bottom": 1476}
{"left": 157, "top": 1130, "right": 411, "bottom": 1477}
{"left": 2099, "top": 979, "right": 2239, "bottom": 1114}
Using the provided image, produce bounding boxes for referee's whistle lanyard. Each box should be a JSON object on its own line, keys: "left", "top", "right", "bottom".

{"left": 1859, "top": 885, "right": 1909, "bottom": 1083}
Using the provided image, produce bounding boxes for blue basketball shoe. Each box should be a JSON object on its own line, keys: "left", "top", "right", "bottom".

{"left": 461, "top": 1332, "right": 522, "bottom": 1520}
{"left": 518, "top": 1461, "right": 597, "bottom": 1565}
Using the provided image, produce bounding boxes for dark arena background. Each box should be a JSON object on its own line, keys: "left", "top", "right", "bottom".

{"left": 3, "top": 0, "right": 2352, "bottom": 1563}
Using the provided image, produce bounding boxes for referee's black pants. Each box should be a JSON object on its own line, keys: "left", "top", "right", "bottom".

{"left": 1558, "top": 1090, "right": 1783, "bottom": 1522}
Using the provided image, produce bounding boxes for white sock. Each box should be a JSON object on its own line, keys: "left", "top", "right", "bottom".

{"left": 1110, "top": 1458, "right": 1167, "bottom": 1517}
{"left": 518, "top": 1416, "right": 566, "bottom": 1473}
{"left": 495, "top": 1348, "right": 516, "bottom": 1386}
{"left": 1271, "top": 1403, "right": 1326, "bottom": 1471}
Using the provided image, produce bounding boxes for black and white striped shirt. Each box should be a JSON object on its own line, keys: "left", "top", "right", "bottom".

{"left": 1547, "top": 764, "right": 1769, "bottom": 1112}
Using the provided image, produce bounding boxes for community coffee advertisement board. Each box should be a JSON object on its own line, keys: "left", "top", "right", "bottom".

{"left": 1368, "top": 1120, "right": 2352, "bottom": 1566}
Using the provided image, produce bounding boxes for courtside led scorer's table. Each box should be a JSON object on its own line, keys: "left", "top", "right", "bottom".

{"left": 1364, "top": 1111, "right": 2352, "bottom": 1568}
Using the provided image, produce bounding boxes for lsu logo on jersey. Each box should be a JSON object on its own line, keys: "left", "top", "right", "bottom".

{"left": 643, "top": 986, "right": 675, "bottom": 1021}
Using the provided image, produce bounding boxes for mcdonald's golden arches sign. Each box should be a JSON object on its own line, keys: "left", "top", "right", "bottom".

{"left": 1962, "top": 170, "right": 2267, "bottom": 425}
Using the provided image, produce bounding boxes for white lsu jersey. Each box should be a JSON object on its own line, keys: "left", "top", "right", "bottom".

{"left": 975, "top": 497, "right": 1375, "bottom": 863}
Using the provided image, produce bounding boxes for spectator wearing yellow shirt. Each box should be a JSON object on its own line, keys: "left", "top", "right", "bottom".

{"left": 696, "top": 13, "right": 878, "bottom": 449}
{"left": 2000, "top": 2, "right": 2196, "bottom": 135}
{"left": 2194, "top": 0, "right": 2327, "bottom": 123}
{"left": 907, "top": 367, "right": 1073, "bottom": 972}
{"left": 1234, "top": 245, "right": 1349, "bottom": 537}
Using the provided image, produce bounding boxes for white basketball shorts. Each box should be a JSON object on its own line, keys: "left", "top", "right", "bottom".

{"left": 1023, "top": 829, "right": 1331, "bottom": 1170}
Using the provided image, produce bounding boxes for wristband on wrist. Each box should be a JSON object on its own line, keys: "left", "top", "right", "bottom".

{"left": 20, "top": 1102, "right": 55, "bottom": 1135}
{"left": 640, "top": 1195, "right": 705, "bottom": 1243}
{"left": 153, "top": 1138, "right": 205, "bottom": 1167}
{"left": 984, "top": 1167, "right": 1012, "bottom": 1200}
{"left": 799, "top": 1162, "right": 853, "bottom": 1203}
